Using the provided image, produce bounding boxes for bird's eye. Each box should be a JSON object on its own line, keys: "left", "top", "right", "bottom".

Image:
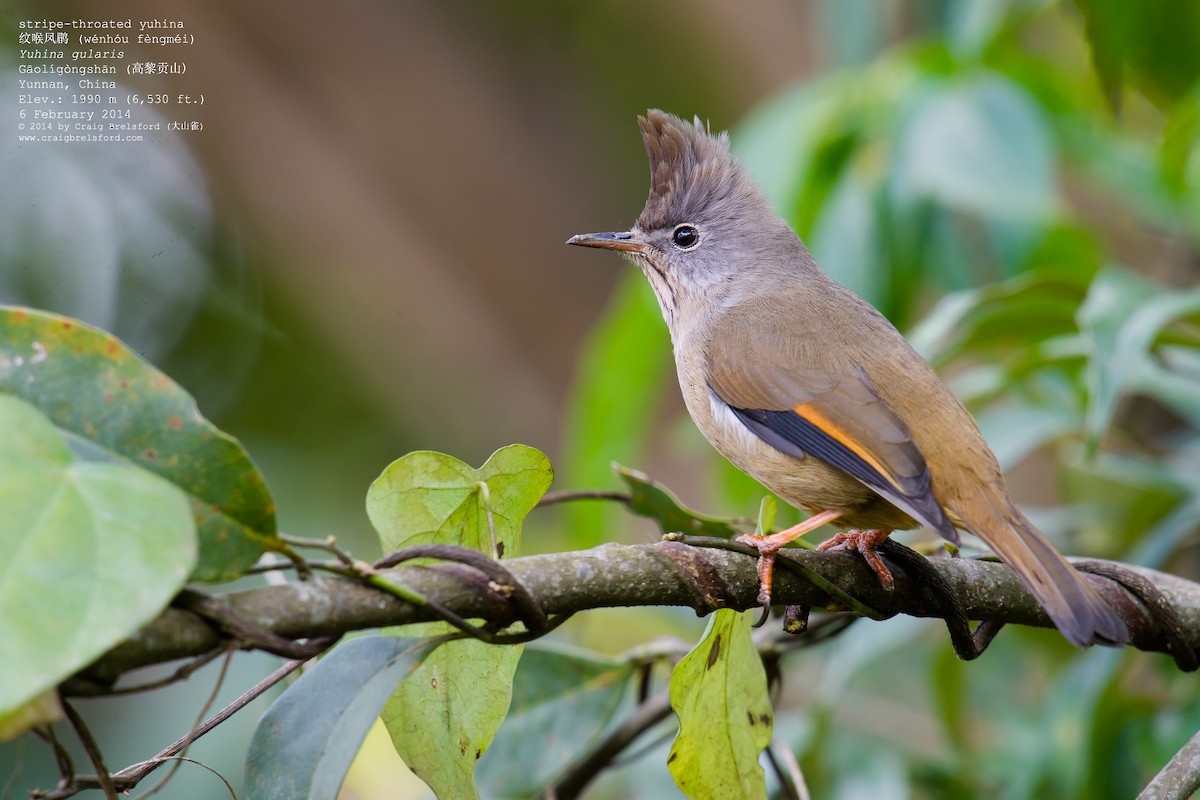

{"left": 671, "top": 224, "right": 700, "bottom": 250}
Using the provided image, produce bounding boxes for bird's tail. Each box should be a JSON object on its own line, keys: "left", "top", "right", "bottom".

{"left": 967, "top": 497, "right": 1128, "bottom": 648}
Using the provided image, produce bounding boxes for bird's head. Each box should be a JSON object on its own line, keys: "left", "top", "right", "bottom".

{"left": 568, "top": 110, "right": 805, "bottom": 332}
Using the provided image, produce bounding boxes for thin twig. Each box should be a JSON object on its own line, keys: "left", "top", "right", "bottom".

{"left": 134, "top": 646, "right": 235, "bottom": 799}
{"left": 607, "top": 724, "right": 675, "bottom": 769}
{"left": 553, "top": 688, "right": 675, "bottom": 799}
{"left": 37, "top": 658, "right": 306, "bottom": 799}
{"left": 764, "top": 741, "right": 803, "bottom": 800}
{"left": 371, "top": 543, "right": 550, "bottom": 636}
{"left": 60, "top": 701, "right": 116, "bottom": 799}
{"left": 262, "top": 538, "right": 312, "bottom": 581}
{"left": 774, "top": 739, "right": 810, "bottom": 800}
{"left": 2, "top": 734, "right": 26, "bottom": 800}
{"left": 30, "top": 726, "right": 73, "bottom": 788}
{"left": 124, "top": 757, "right": 236, "bottom": 799}
{"left": 279, "top": 532, "right": 366, "bottom": 571}
{"left": 242, "top": 558, "right": 373, "bottom": 577}
{"left": 99, "top": 645, "right": 229, "bottom": 697}
{"left": 242, "top": 560, "right": 298, "bottom": 576}
{"left": 125, "top": 657, "right": 304, "bottom": 774}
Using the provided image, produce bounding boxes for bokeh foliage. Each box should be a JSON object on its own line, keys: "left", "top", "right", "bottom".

{"left": 3, "top": 1, "right": 1200, "bottom": 797}
{"left": 561, "top": 1, "right": 1200, "bottom": 796}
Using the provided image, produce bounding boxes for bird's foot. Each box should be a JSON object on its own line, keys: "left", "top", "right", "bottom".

{"left": 734, "top": 531, "right": 779, "bottom": 608}
{"left": 735, "top": 509, "right": 843, "bottom": 608}
{"left": 817, "top": 528, "right": 895, "bottom": 591}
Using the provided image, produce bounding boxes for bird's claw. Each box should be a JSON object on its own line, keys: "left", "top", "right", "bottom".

{"left": 817, "top": 529, "right": 896, "bottom": 591}
{"left": 737, "top": 531, "right": 781, "bottom": 612}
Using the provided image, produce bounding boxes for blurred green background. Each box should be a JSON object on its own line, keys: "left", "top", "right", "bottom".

{"left": 3, "top": 0, "right": 1200, "bottom": 797}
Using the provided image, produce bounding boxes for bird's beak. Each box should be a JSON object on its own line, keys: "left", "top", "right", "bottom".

{"left": 566, "top": 230, "right": 647, "bottom": 253}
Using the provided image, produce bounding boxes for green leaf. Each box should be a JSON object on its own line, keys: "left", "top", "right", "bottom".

{"left": 561, "top": 274, "right": 671, "bottom": 549}
{"left": 616, "top": 464, "right": 744, "bottom": 538}
{"left": 755, "top": 496, "right": 776, "bottom": 536}
{"left": 908, "top": 272, "right": 1090, "bottom": 366}
{"left": 1161, "top": 87, "right": 1199, "bottom": 195}
{"left": 930, "top": 643, "right": 968, "bottom": 763}
{"left": 366, "top": 444, "right": 552, "bottom": 557}
{"left": 1077, "top": 267, "right": 1159, "bottom": 431}
{"left": 711, "top": 457, "right": 794, "bottom": 528}
{"left": 1075, "top": 0, "right": 1131, "bottom": 112}
{"left": 1060, "top": 449, "right": 1188, "bottom": 563}
{"left": 366, "top": 445, "right": 552, "bottom": 800}
{"left": 906, "top": 287, "right": 983, "bottom": 361}
{"left": 477, "top": 644, "right": 634, "bottom": 796}
{"left": 946, "top": 0, "right": 1011, "bottom": 57}
{"left": 1077, "top": 266, "right": 1200, "bottom": 450}
{"left": 1037, "top": 648, "right": 1125, "bottom": 797}
{"left": 808, "top": 170, "right": 888, "bottom": 308}
{"left": 735, "top": 67, "right": 912, "bottom": 313}
{"left": 734, "top": 79, "right": 842, "bottom": 215}
{"left": 735, "top": 62, "right": 914, "bottom": 220}
{"left": 1127, "top": 436, "right": 1200, "bottom": 567}
{"left": 790, "top": 124, "right": 864, "bottom": 241}
{"left": 669, "top": 609, "right": 772, "bottom": 800}
{"left": 1076, "top": 0, "right": 1200, "bottom": 111}
{"left": 381, "top": 639, "right": 521, "bottom": 800}
{"left": 0, "top": 394, "right": 195, "bottom": 724}
{"left": 892, "top": 75, "right": 1055, "bottom": 220}
{"left": 816, "top": 0, "right": 888, "bottom": 66}
{"left": 244, "top": 636, "right": 434, "bottom": 800}
{"left": 1127, "top": 350, "right": 1200, "bottom": 429}
{"left": 975, "top": 402, "right": 1080, "bottom": 470}
{"left": 0, "top": 306, "right": 276, "bottom": 580}
{"left": 1059, "top": 120, "right": 1185, "bottom": 235}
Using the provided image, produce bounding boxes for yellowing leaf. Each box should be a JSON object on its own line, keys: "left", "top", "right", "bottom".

{"left": 0, "top": 692, "right": 62, "bottom": 741}
{"left": 669, "top": 609, "right": 772, "bottom": 800}
{"left": 0, "top": 306, "right": 274, "bottom": 581}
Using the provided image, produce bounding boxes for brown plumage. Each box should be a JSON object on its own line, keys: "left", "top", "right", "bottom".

{"left": 568, "top": 110, "right": 1127, "bottom": 648}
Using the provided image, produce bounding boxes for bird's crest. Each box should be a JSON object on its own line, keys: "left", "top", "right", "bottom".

{"left": 636, "top": 110, "right": 766, "bottom": 232}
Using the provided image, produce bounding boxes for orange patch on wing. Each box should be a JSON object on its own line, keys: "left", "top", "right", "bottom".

{"left": 792, "top": 402, "right": 898, "bottom": 488}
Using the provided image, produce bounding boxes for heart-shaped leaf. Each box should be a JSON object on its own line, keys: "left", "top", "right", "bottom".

{"left": 0, "top": 394, "right": 195, "bottom": 725}
{"left": 367, "top": 444, "right": 551, "bottom": 558}
{"left": 366, "top": 445, "right": 553, "bottom": 800}
{"left": 0, "top": 306, "right": 276, "bottom": 580}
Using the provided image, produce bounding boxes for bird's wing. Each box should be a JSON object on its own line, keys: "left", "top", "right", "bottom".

{"left": 705, "top": 328, "right": 958, "bottom": 540}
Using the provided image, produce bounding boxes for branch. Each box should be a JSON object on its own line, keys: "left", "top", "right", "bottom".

{"left": 1139, "top": 726, "right": 1200, "bottom": 800}
{"left": 70, "top": 541, "right": 1200, "bottom": 689}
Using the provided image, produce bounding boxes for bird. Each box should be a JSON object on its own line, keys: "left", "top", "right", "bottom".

{"left": 566, "top": 109, "right": 1128, "bottom": 648}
